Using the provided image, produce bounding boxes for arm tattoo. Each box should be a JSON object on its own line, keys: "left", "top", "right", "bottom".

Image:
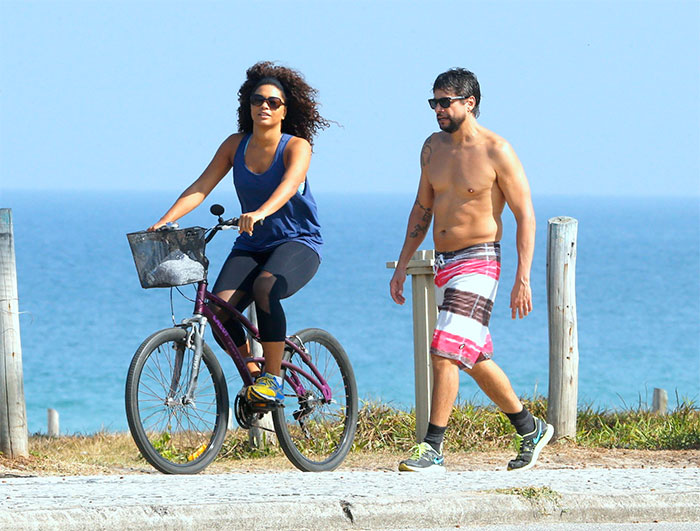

{"left": 409, "top": 199, "right": 433, "bottom": 238}
{"left": 409, "top": 222, "right": 429, "bottom": 238}
{"left": 415, "top": 198, "right": 433, "bottom": 217}
{"left": 420, "top": 137, "right": 433, "bottom": 168}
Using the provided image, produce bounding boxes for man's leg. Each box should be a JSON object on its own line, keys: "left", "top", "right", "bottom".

{"left": 463, "top": 359, "right": 522, "bottom": 414}
{"left": 428, "top": 355, "right": 461, "bottom": 425}
{"left": 427, "top": 356, "right": 527, "bottom": 452}
{"left": 465, "top": 358, "right": 553, "bottom": 471}
{"left": 398, "top": 354, "right": 457, "bottom": 472}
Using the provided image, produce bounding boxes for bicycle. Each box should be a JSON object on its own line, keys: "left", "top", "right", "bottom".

{"left": 125, "top": 204, "right": 358, "bottom": 474}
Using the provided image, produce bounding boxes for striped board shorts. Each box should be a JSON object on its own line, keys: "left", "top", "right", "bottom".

{"left": 430, "top": 242, "right": 501, "bottom": 370}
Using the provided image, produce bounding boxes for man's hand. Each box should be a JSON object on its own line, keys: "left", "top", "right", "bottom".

{"left": 510, "top": 278, "right": 533, "bottom": 319}
{"left": 390, "top": 268, "right": 407, "bottom": 305}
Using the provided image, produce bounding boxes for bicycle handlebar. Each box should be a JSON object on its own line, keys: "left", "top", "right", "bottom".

{"left": 205, "top": 216, "right": 240, "bottom": 243}
{"left": 153, "top": 204, "right": 259, "bottom": 244}
{"left": 203, "top": 204, "right": 264, "bottom": 243}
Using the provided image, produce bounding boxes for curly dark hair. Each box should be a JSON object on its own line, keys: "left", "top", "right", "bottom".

{"left": 237, "top": 61, "right": 329, "bottom": 145}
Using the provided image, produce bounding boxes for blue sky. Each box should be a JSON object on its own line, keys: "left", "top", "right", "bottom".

{"left": 1, "top": 0, "right": 698, "bottom": 196}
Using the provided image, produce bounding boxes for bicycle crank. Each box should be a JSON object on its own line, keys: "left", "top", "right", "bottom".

{"left": 233, "top": 388, "right": 257, "bottom": 429}
{"left": 234, "top": 388, "right": 282, "bottom": 429}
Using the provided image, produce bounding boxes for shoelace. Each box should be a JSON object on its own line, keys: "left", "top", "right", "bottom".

{"left": 255, "top": 375, "right": 277, "bottom": 388}
{"left": 408, "top": 443, "right": 430, "bottom": 459}
{"left": 513, "top": 434, "right": 535, "bottom": 458}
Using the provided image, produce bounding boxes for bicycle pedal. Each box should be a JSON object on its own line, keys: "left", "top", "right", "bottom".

{"left": 249, "top": 401, "right": 283, "bottom": 412}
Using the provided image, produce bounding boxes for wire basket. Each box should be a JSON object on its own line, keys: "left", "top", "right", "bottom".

{"left": 126, "top": 227, "right": 208, "bottom": 289}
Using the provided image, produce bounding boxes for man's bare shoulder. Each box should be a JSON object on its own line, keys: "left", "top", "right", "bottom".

{"left": 420, "top": 132, "right": 447, "bottom": 168}
{"left": 480, "top": 127, "right": 517, "bottom": 165}
{"left": 421, "top": 131, "right": 448, "bottom": 147}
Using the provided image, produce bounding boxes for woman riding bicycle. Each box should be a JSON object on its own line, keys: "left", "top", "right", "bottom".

{"left": 149, "top": 61, "right": 328, "bottom": 407}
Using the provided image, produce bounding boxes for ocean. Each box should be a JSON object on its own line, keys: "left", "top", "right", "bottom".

{"left": 3, "top": 190, "right": 699, "bottom": 434}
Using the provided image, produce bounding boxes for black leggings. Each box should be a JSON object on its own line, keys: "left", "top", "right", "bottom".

{"left": 210, "top": 241, "right": 320, "bottom": 345}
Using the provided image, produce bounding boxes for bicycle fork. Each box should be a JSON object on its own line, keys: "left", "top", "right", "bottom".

{"left": 166, "top": 315, "right": 208, "bottom": 407}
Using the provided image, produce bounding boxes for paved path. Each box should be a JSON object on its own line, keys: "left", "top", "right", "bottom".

{"left": 1, "top": 467, "right": 699, "bottom": 529}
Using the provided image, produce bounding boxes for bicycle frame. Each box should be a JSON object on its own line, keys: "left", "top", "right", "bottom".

{"left": 182, "top": 280, "right": 333, "bottom": 403}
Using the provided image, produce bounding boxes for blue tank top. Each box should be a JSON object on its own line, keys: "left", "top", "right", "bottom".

{"left": 232, "top": 133, "right": 323, "bottom": 258}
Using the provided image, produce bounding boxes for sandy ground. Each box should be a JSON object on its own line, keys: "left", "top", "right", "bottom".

{"left": 2, "top": 445, "right": 698, "bottom": 477}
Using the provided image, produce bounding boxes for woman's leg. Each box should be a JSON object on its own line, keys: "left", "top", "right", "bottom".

{"left": 209, "top": 250, "right": 264, "bottom": 375}
{"left": 248, "top": 242, "right": 320, "bottom": 399}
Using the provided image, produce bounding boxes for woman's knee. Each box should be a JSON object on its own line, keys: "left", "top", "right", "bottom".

{"left": 207, "top": 291, "right": 249, "bottom": 346}
{"left": 252, "top": 273, "right": 280, "bottom": 310}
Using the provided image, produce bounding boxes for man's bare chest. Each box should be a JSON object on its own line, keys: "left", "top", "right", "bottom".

{"left": 428, "top": 150, "right": 496, "bottom": 195}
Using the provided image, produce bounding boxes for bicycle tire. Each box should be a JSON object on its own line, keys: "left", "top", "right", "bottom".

{"left": 272, "top": 328, "right": 358, "bottom": 472}
{"left": 125, "top": 327, "right": 229, "bottom": 474}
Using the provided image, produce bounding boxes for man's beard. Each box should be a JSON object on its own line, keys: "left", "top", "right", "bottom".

{"left": 438, "top": 113, "right": 465, "bottom": 133}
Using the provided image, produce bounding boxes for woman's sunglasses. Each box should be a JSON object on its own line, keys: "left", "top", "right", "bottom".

{"left": 250, "top": 94, "right": 286, "bottom": 110}
{"left": 428, "top": 96, "right": 467, "bottom": 110}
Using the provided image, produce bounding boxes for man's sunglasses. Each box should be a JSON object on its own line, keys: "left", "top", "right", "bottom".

{"left": 428, "top": 96, "right": 467, "bottom": 110}
{"left": 250, "top": 94, "right": 286, "bottom": 110}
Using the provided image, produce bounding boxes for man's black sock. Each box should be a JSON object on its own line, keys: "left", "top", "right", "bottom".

{"left": 423, "top": 423, "right": 447, "bottom": 453}
{"left": 505, "top": 408, "right": 536, "bottom": 436}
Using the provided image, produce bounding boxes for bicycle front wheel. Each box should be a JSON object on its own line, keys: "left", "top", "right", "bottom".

{"left": 273, "top": 328, "right": 358, "bottom": 472}
{"left": 125, "top": 327, "right": 229, "bottom": 474}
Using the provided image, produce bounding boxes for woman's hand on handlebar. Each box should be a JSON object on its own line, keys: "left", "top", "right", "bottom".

{"left": 238, "top": 211, "right": 265, "bottom": 236}
{"left": 147, "top": 220, "right": 178, "bottom": 232}
{"left": 147, "top": 220, "right": 166, "bottom": 232}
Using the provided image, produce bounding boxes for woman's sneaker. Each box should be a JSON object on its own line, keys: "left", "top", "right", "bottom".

{"left": 246, "top": 373, "right": 284, "bottom": 406}
{"left": 398, "top": 442, "right": 446, "bottom": 472}
{"left": 507, "top": 417, "right": 554, "bottom": 471}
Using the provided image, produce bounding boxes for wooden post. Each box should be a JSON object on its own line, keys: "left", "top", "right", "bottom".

{"left": 247, "top": 304, "right": 276, "bottom": 448}
{"left": 652, "top": 388, "right": 668, "bottom": 414}
{"left": 0, "top": 208, "right": 29, "bottom": 457}
{"left": 47, "top": 408, "right": 59, "bottom": 437}
{"left": 387, "top": 249, "right": 437, "bottom": 442}
{"left": 546, "top": 217, "right": 579, "bottom": 442}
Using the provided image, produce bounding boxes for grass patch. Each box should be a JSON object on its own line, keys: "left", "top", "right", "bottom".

{"left": 219, "top": 431, "right": 277, "bottom": 459}
{"left": 29, "top": 431, "right": 139, "bottom": 465}
{"left": 3, "top": 397, "right": 697, "bottom": 475}
{"left": 576, "top": 400, "right": 700, "bottom": 450}
{"left": 494, "top": 485, "right": 561, "bottom": 502}
{"left": 493, "top": 486, "right": 562, "bottom": 516}
{"left": 356, "top": 396, "right": 699, "bottom": 453}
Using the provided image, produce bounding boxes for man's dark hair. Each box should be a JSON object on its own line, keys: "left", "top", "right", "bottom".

{"left": 432, "top": 68, "right": 481, "bottom": 118}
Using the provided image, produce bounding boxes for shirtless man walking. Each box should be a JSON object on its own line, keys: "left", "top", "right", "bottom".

{"left": 390, "top": 68, "right": 553, "bottom": 472}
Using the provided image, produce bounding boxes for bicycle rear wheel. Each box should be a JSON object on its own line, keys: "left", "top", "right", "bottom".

{"left": 125, "top": 327, "right": 229, "bottom": 474}
{"left": 272, "top": 328, "right": 358, "bottom": 472}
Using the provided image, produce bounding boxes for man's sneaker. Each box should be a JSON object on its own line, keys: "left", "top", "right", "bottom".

{"left": 507, "top": 417, "right": 554, "bottom": 471}
{"left": 246, "top": 373, "right": 284, "bottom": 405}
{"left": 398, "top": 442, "right": 446, "bottom": 472}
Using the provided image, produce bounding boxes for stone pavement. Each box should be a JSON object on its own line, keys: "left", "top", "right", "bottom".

{"left": 1, "top": 467, "right": 698, "bottom": 530}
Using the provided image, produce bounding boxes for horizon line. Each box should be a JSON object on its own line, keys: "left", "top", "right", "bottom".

{"left": 3, "top": 189, "right": 700, "bottom": 201}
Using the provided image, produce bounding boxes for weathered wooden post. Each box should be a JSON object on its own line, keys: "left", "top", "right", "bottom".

{"left": 47, "top": 408, "right": 59, "bottom": 437}
{"left": 0, "top": 208, "right": 29, "bottom": 457}
{"left": 546, "top": 217, "right": 579, "bottom": 442}
{"left": 247, "top": 304, "right": 276, "bottom": 449}
{"left": 387, "top": 249, "right": 437, "bottom": 442}
{"left": 652, "top": 388, "right": 668, "bottom": 414}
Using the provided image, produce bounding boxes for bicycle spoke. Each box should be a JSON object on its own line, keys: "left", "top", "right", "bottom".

{"left": 129, "top": 331, "right": 224, "bottom": 469}
{"left": 272, "top": 329, "right": 357, "bottom": 471}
